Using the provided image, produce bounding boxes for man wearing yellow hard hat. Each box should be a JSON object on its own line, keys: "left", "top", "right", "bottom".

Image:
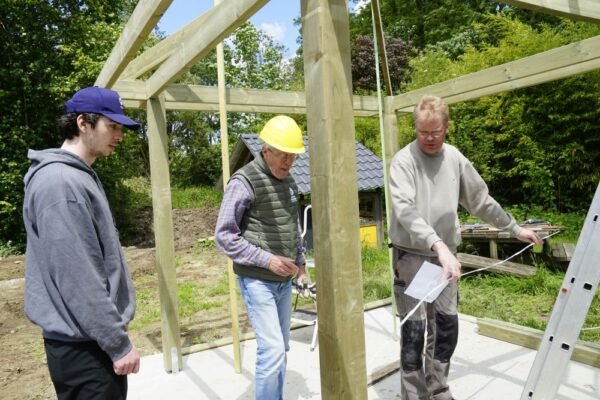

{"left": 215, "top": 115, "right": 310, "bottom": 400}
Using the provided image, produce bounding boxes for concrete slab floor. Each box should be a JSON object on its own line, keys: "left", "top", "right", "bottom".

{"left": 128, "top": 306, "right": 599, "bottom": 399}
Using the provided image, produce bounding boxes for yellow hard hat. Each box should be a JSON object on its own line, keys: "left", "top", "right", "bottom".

{"left": 259, "top": 115, "right": 306, "bottom": 154}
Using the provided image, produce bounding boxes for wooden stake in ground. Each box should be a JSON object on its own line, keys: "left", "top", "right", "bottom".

{"left": 215, "top": 0, "right": 241, "bottom": 374}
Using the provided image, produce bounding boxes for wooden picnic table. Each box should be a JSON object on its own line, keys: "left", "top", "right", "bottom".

{"left": 460, "top": 222, "right": 562, "bottom": 259}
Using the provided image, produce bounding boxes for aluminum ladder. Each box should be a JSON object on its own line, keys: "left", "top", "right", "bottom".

{"left": 521, "top": 182, "right": 600, "bottom": 399}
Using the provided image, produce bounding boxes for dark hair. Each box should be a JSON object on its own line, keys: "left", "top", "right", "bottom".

{"left": 56, "top": 112, "right": 101, "bottom": 140}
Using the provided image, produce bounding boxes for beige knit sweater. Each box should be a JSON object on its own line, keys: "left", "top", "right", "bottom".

{"left": 388, "top": 140, "right": 521, "bottom": 256}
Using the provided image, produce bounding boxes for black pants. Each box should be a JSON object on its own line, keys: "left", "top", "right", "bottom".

{"left": 44, "top": 339, "right": 127, "bottom": 400}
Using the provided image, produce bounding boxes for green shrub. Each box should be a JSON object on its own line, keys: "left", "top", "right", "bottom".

{"left": 0, "top": 240, "right": 21, "bottom": 258}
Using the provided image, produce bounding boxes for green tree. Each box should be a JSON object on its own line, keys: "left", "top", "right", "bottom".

{"left": 399, "top": 15, "right": 600, "bottom": 210}
{"left": 351, "top": 34, "right": 415, "bottom": 94}
{"left": 167, "top": 22, "right": 295, "bottom": 188}
{"left": 0, "top": 0, "right": 138, "bottom": 248}
{"left": 350, "top": 0, "right": 499, "bottom": 52}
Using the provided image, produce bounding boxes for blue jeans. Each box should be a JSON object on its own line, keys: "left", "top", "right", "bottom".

{"left": 238, "top": 277, "right": 292, "bottom": 400}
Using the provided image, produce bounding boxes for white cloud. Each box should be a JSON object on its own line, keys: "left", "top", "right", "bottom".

{"left": 352, "top": 0, "right": 369, "bottom": 13}
{"left": 260, "top": 22, "right": 286, "bottom": 43}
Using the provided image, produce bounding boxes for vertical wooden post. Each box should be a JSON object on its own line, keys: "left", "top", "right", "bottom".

{"left": 215, "top": 0, "right": 242, "bottom": 374}
{"left": 489, "top": 239, "right": 498, "bottom": 259}
{"left": 371, "top": 0, "right": 393, "bottom": 96}
{"left": 147, "top": 95, "right": 181, "bottom": 372}
{"left": 301, "top": 1, "right": 367, "bottom": 398}
{"left": 383, "top": 97, "right": 401, "bottom": 336}
{"left": 373, "top": 191, "right": 384, "bottom": 248}
{"left": 382, "top": 99, "right": 400, "bottom": 183}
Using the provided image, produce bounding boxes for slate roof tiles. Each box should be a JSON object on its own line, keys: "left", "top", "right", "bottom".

{"left": 238, "top": 134, "right": 383, "bottom": 195}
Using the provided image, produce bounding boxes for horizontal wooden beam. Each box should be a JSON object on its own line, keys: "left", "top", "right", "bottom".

{"left": 392, "top": 35, "right": 600, "bottom": 113}
{"left": 145, "top": 0, "right": 269, "bottom": 98}
{"left": 114, "top": 80, "right": 380, "bottom": 116}
{"left": 96, "top": 0, "right": 173, "bottom": 88}
{"left": 477, "top": 317, "right": 600, "bottom": 368}
{"left": 500, "top": 0, "right": 600, "bottom": 24}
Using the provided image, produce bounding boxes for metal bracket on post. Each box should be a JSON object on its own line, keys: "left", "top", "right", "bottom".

{"left": 521, "top": 182, "right": 600, "bottom": 399}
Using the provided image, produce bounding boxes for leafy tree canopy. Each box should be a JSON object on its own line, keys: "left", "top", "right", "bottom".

{"left": 397, "top": 15, "right": 600, "bottom": 211}
{"left": 166, "top": 22, "right": 296, "bottom": 187}
{"left": 0, "top": 0, "right": 137, "bottom": 247}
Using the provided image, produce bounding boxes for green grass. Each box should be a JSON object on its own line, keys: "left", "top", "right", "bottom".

{"left": 118, "top": 180, "right": 223, "bottom": 210}
{"left": 362, "top": 246, "right": 392, "bottom": 302}
{"left": 129, "top": 285, "right": 161, "bottom": 330}
{"left": 178, "top": 282, "right": 223, "bottom": 317}
{"left": 129, "top": 207, "right": 599, "bottom": 344}
{"left": 171, "top": 186, "right": 223, "bottom": 209}
{"left": 206, "top": 272, "right": 230, "bottom": 297}
{"left": 459, "top": 265, "right": 600, "bottom": 342}
{"left": 131, "top": 276, "right": 227, "bottom": 330}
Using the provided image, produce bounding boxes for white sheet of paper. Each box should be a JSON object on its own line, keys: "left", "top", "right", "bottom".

{"left": 404, "top": 261, "right": 448, "bottom": 303}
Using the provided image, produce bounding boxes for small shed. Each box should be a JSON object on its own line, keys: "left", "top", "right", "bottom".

{"left": 224, "top": 134, "right": 385, "bottom": 248}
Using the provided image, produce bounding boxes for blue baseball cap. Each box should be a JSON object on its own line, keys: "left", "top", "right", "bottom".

{"left": 66, "top": 86, "right": 141, "bottom": 130}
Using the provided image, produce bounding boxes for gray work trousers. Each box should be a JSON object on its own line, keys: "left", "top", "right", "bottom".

{"left": 393, "top": 249, "right": 459, "bottom": 400}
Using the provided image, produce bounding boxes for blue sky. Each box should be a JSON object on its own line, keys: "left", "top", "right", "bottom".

{"left": 157, "top": 1, "right": 302, "bottom": 58}
{"left": 156, "top": 1, "right": 369, "bottom": 58}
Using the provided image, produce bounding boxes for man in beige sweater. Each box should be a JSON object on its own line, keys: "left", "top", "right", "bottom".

{"left": 388, "top": 94, "right": 542, "bottom": 400}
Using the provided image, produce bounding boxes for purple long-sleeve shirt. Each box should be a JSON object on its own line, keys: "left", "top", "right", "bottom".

{"left": 214, "top": 176, "right": 305, "bottom": 268}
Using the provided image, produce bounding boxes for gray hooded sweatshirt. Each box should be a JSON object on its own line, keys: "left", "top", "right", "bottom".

{"left": 23, "top": 149, "right": 135, "bottom": 361}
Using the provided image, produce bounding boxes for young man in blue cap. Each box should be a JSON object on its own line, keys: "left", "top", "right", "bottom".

{"left": 23, "top": 86, "right": 142, "bottom": 400}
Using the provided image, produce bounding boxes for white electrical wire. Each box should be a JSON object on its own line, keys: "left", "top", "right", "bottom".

{"left": 398, "top": 231, "right": 561, "bottom": 330}
{"left": 398, "top": 281, "right": 446, "bottom": 328}
{"left": 461, "top": 231, "right": 560, "bottom": 278}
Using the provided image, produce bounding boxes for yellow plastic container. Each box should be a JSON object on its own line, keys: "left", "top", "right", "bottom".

{"left": 359, "top": 224, "right": 378, "bottom": 248}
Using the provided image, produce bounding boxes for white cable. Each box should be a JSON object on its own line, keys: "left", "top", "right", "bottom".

{"left": 462, "top": 231, "right": 560, "bottom": 277}
{"left": 398, "top": 231, "right": 561, "bottom": 330}
{"left": 398, "top": 281, "right": 447, "bottom": 328}
{"left": 301, "top": 205, "right": 312, "bottom": 239}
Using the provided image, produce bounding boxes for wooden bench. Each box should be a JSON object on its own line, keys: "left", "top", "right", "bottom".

{"left": 457, "top": 252, "right": 536, "bottom": 277}
{"left": 550, "top": 243, "right": 576, "bottom": 262}
{"left": 461, "top": 223, "right": 562, "bottom": 259}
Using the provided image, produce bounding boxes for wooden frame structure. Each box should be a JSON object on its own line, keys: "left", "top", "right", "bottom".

{"left": 95, "top": 0, "right": 599, "bottom": 398}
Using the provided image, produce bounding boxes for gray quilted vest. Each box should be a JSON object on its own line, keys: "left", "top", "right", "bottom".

{"left": 232, "top": 154, "right": 300, "bottom": 282}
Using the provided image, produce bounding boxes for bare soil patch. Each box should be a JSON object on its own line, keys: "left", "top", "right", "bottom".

{"left": 0, "top": 207, "right": 250, "bottom": 400}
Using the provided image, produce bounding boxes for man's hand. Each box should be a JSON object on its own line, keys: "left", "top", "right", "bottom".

{"left": 516, "top": 228, "right": 543, "bottom": 246}
{"left": 113, "top": 346, "right": 140, "bottom": 375}
{"left": 268, "top": 255, "right": 299, "bottom": 277}
{"left": 431, "top": 240, "right": 461, "bottom": 282}
{"left": 296, "top": 265, "right": 310, "bottom": 285}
